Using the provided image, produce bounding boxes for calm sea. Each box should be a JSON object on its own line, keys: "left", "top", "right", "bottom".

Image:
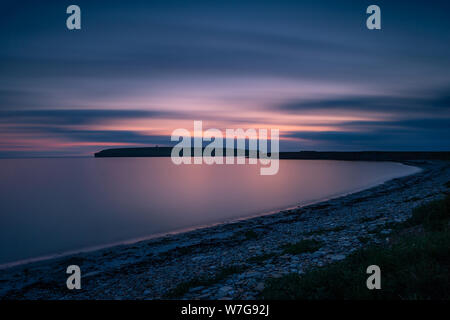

{"left": 0, "top": 158, "right": 419, "bottom": 265}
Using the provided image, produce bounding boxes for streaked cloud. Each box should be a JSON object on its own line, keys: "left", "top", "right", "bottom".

{"left": 0, "top": 0, "right": 449, "bottom": 156}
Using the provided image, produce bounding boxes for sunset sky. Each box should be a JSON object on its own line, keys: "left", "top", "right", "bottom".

{"left": 0, "top": 0, "right": 449, "bottom": 157}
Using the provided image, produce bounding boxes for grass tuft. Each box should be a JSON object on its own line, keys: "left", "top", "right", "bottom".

{"left": 262, "top": 195, "right": 450, "bottom": 300}
{"left": 404, "top": 196, "right": 450, "bottom": 231}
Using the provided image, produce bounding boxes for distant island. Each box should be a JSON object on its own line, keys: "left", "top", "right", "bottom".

{"left": 95, "top": 147, "right": 450, "bottom": 161}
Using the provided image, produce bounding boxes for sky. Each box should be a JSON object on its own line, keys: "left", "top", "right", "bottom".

{"left": 0, "top": 0, "right": 449, "bottom": 157}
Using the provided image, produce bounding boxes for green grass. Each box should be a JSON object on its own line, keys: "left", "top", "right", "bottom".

{"left": 164, "top": 265, "right": 248, "bottom": 298}
{"left": 281, "top": 239, "right": 322, "bottom": 255}
{"left": 403, "top": 196, "right": 450, "bottom": 231}
{"left": 262, "top": 195, "right": 450, "bottom": 300}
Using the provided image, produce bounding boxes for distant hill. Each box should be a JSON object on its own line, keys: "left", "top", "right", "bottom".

{"left": 95, "top": 147, "right": 173, "bottom": 157}
{"left": 277, "top": 151, "right": 450, "bottom": 161}
{"left": 94, "top": 147, "right": 248, "bottom": 157}
{"left": 95, "top": 147, "right": 450, "bottom": 161}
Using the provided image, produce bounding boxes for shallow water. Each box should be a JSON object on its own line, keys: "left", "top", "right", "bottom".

{"left": 0, "top": 158, "right": 419, "bottom": 264}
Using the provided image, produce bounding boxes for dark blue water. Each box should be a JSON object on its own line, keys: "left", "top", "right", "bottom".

{"left": 0, "top": 158, "right": 419, "bottom": 265}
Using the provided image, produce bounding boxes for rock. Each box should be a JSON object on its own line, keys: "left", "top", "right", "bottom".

{"left": 255, "top": 282, "right": 265, "bottom": 291}
{"left": 190, "top": 286, "right": 204, "bottom": 292}
{"left": 243, "top": 271, "right": 261, "bottom": 278}
{"left": 218, "top": 286, "right": 233, "bottom": 295}
{"left": 329, "top": 254, "right": 346, "bottom": 261}
{"left": 341, "top": 241, "right": 352, "bottom": 247}
{"left": 311, "top": 251, "right": 324, "bottom": 258}
{"left": 271, "top": 273, "right": 283, "bottom": 278}
{"left": 191, "top": 255, "right": 207, "bottom": 261}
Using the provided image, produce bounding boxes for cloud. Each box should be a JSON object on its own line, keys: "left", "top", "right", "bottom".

{"left": 30, "top": 127, "right": 170, "bottom": 145}
{"left": 284, "top": 118, "right": 450, "bottom": 151}
{"left": 0, "top": 109, "right": 169, "bottom": 125}
{"left": 1, "top": 0, "right": 450, "bottom": 155}
{"left": 276, "top": 87, "right": 450, "bottom": 150}
{"left": 274, "top": 88, "right": 450, "bottom": 116}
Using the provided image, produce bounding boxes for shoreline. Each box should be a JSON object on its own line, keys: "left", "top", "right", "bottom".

{"left": 0, "top": 161, "right": 420, "bottom": 270}
{"left": 1, "top": 160, "right": 449, "bottom": 299}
